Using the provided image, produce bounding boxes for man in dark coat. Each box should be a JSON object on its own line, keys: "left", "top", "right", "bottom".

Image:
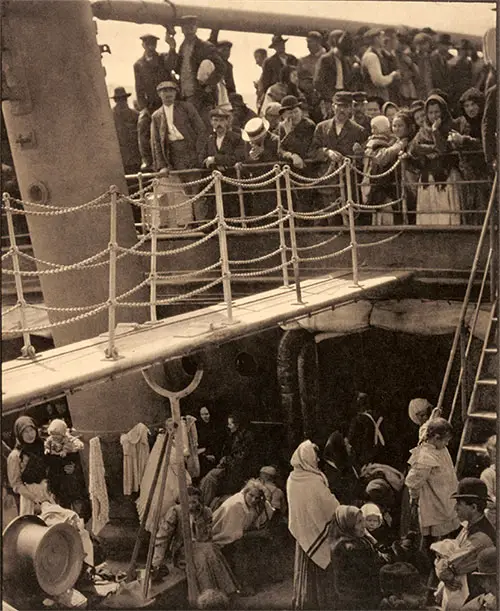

{"left": 260, "top": 34, "right": 298, "bottom": 95}
{"left": 164, "top": 15, "right": 225, "bottom": 121}
{"left": 228, "top": 93, "right": 257, "bottom": 131}
{"left": 449, "top": 39, "right": 474, "bottom": 113}
{"left": 111, "top": 87, "right": 141, "bottom": 175}
{"left": 133, "top": 33, "right": 171, "bottom": 112}
{"left": 430, "top": 33, "right": 453, "bottom": 94}
{"left": 217, "top": 40, "right": 237, "bottom": 95}
{"left": 314, "top": 30, "right": 351, "bottom": 106}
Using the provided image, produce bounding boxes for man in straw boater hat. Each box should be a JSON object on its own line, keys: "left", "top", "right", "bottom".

{"left": 462, "top": 547, "right": 497, "bottom": 610}
{"left": 435, "top": 478, "right": 496, "bottom": 601}
{"left": 110, "top": 87, "right": 141, "bottom": 176}
{"left": 260, "top": 34, "right": 298, "bottom": 95}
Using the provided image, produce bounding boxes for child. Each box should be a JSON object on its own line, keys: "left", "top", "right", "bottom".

{"left": 480, "top": 435, "right": 496, "bottom": 526}
{"left": 44, "top": 419, "right": 84, "bottom": 458}
{"left": 405, "top": 418, "right": 461, "bottom": 555}
{"left": 408, "top": 398, "right": 441, "bottom": 443}
{"left": 360, "top": 115, "right": 398, "bottom": 225}
{"left": 361, "top": 502, "right": 383, "bottom": 533}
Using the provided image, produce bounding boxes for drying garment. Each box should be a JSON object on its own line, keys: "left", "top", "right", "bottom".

{"left": 88, "top": 437, "right": 109, "bottom": 536}
{"left": 175, "top": 415, "right": 200, "bottom": 480}
{"left": 120, "top": 423, "right": 150, "bottom": 495}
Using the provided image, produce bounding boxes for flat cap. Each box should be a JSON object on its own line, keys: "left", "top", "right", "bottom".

{"left": 156, "top": 80, "right": 179, "bottom": 91}
{"left": 306, "top": 31, "right": 323, "bottom": 41}
{"left": 352, "top": 91, "right": 368, "bottom": 102}
{"left": 140, "top": 33, "right": 159, "bottom": 41}
{"left": 332, "top": 91, "right": 353, "bottom": 105}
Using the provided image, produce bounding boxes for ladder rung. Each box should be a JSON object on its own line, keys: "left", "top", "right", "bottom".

{"left": 462, "top": 444, "right": 488, "bottom": 454}
{"left": 468, "top": 411, "right": 497, "bottom": 421}
{"left": 477, "top": 378, "right": 498, "bottom": 386}
{"left": 485, "top": 347, "right": 498, "bottom": 354}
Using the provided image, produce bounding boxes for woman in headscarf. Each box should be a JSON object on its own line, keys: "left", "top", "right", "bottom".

{"left": 322, "top": 431, "right": 359, "bottom": 504}
{"left": 409, "top": 94, "right": 462, "bottom": 225}
{"left": 382, "top": 101, "right": 399, "bottom": 127}
{"left": 330, "top": 505, "right": 384, "bottom": 610}
{"left": 7, "top": 416, "right": 53, "bottom": 515}
{"left": 448, "top": 87, "right": 490, "bottom": 225}
{"left": 287, "top": 439, "right": 339, "bottom": 610}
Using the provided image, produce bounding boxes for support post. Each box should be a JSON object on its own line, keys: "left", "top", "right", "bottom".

{"left": 275, "top": 165, "right": 289, "bottom": 288}
{"left": 235, "top": 163, "right": 247, "bottom": 228}
{"left": 3, "top": 193, "right": 35, "bottom": 359}
{"left": 138, "top": 172, "right": 146, "bottom": 235}
{"left": 399, "top": 156, "right": 409, "bottom": 225}
{"left": 105, "top": 186, "right": 119, "bottom": 359}
{"left": 459, "top": 324, "right": 468, "bottom": 422}
{"left": 149, "top": 179, "right": 159, "bottom": 323}
{"left": 141, "top": 366, "right": 204, "bottom": 607}
{"left": 213, "top": 171, "right": 233, "bottom": 322}
{"left": 345, "top": 162, "right": 359, "bottom": 286}
{"left": 283, "top": 166, "right": 303, "bottom": 305}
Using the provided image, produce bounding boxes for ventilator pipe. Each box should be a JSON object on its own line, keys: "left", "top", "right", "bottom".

{"left": 277, "top": 328, "right": 316, "bottom": 450}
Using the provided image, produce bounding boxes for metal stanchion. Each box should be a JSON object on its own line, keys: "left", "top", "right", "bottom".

{"left": 214, "top": 171, "right": 234, "bottom": 322}
{"left": 235, "top": 163, "right": 247, "bottom": 228}
{"left": 284, "top": 166, "right": 304, "bottom": 304}
{"left": 149, "top": 179, "right": 159, "bottom": 323}
{"left": 137, "top": 172, "right": 146, "bottom": 235}
{"left": 345, "top": 162, "right": 360, "bottom": 286}
{"left": 3, "top": 193, "right": 36, "bottom": 358}
{"left": 275, "top": 165, "right": 289, "bottom": 288}
{"left": 399, "top": 156, "right": 409, "bottom": 225}
{"left": 105, "top": 186, "right": 119, "bottom": 359}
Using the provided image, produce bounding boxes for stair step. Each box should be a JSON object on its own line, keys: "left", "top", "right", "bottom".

{"left": 462, "top": 443, "right": 488, "bottom": 454}
{"left": 485, "top": 347, "right": 498, "bottom": 354}
{"left": 477, "top": 378, "right": 498, "bottom": 386}
{"left": 467, "top": 411, "right": 497, "bottom": 421}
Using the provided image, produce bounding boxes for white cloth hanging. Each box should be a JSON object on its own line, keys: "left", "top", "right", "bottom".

{"left": 120, "top": 423, "right": 150, "bottom": 496}
{"left": 88, "top": 437, "right": 109, "bottom": 536}
{"left": 361, "top": 412, "right": 386, "bottom": 447}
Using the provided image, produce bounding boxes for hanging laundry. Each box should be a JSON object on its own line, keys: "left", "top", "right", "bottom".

{"left": 179, "top": 415, "right": 200, "bottom": 479}
{"left": 88, "top": 437, "right": 109, "bottom": 536}
{"left": 120, "top": 423, "right": 150, "bottom": 496}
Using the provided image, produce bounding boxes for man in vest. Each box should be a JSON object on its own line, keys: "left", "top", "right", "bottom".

{"left": 297, "top": 31, "right": 326, "bottom": 80}
{"left": 361, "top": 28, "right": 400, "bottom": 102}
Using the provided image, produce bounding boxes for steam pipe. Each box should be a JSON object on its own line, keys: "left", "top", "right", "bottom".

{"left": 91, "top": 0, "right": 481, "bottom": 42}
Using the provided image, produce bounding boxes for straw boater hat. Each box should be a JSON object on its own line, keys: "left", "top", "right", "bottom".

{"left": 242, "top": 117, "right": 270, "bottom": 142}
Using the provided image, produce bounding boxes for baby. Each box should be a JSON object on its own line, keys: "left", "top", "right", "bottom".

{"left": 44, "top": 419, "right": 84, "bottom": 457}
{"left": 431, "top": 539, "right": 469, "bottom": 610}
{"left": 361, "top": 502, "right": 383, "bottom": 532}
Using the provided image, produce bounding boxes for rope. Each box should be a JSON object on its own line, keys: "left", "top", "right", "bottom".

{"left": 119, "top": 277, "right": 223, "bottom": 307}
{"left": 291, "top": 198, "right": 343, "bottom": 217}
{"left": 225, "top": 216, "right": 289, "bottom": 232}
{"left": 357, "top": 231, "right": 404, "bottom": 249}
{"left": 294, "top": 232, "right": 344, "bottom": 251}
{"left": 221, "top": 173, "right": 285, "bottom": 189}
{"left": 225, "top": 206, "right": 282, "bottom": 224}
{"left": 225, "top": 167, "right": 281, "bottom": 184}
{"left": 4, "top": 249, "right": 110, "bottom": 276}
{"left": 1, "top": 249, "right": 13, "bottom": 261}
{"left": 231, "top": 261, "right": 289, "bottom": 278}
{"left": 121, "top": 178, "right": 216, "bottom": 211}
{"left": 229, "top": 247, "right": 283, "bottom": 265}
{"left": 2, "top": 303, "right": 109, "bottom": 335}
{"left": 117, "top": 227, "right": 219, "bottom": 256}
{"left": 155, "top": 261, "right": 222, "bottom": 281}
{"left": 156, "top": 216, "right": 219, "bottom": 235}
{"left": 4, "top": 192, "right": 112, "bottom": 216}
{"left": 298, "top": 243, "right": 353, "bottom": 262}
{"left": 352, "top": 198, "right": 403, "bottom": 211}
{"left": 29, "top": 301, "right": 108, "bottom": 313}
{"left": 1, "top": 303, "right": 21, "bottom": 317}
{"left": 293, "top": 203, "right": 350, "bottom": 221}
{"left": 350, "top": 157, "right": 401, "bottom": 179}
{"left": 289, "top": 161, "right": 347, "bottom": 184}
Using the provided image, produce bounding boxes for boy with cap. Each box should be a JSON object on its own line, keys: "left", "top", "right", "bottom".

{"left": 260, "top": 34, "right": 297, "bottom": 94}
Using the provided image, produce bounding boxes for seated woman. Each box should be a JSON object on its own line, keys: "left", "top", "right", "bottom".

{"left": 212, "top": 479, "right": 277, "bottom": 593}
{"left": 150, "top": 486, "right": 238, "bottom": 599}
{"left": 330, "top": 505, "right": 385, "bottom": 610}
{"left": 258, "top": 466, "right": 287, "bottom": 517}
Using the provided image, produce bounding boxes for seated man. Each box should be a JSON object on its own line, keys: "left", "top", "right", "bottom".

{"left": 436, "top": 478, "right": 496, "bottom": 601}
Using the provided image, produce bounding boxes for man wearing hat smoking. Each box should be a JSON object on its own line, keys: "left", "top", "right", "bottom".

{"left": 435, "top": 478, "right": 496, "bottom": 601}
{"left": 277, "top": 95, "right": 315, "bottom": 167}
{"left": 430, "top": 33, "right": 453, "bottom": 94}
{"left": 361, "top": 28, "right": 401, "bottom": 102}
{"left": 200, "top": 107, "right": 244, "bottom": 171}
{"left": 297, "top": 31, "right": 326, "bottom": 80}
{"left": 462, "top": 547, "right": 497, "bottom": 610}
{"left": 163, "top": 15, "right": 225, "bottom": 121}
{"left": 260, "top": 34, "right": 298, "bottom": 95}
{"left": 133, "top": 33, "right": 172, "bottom": 113}
{"left": 110, "top": 87, "right": 141, "bottom": 176}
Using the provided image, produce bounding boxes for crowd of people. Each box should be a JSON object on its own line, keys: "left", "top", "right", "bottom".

{"left": 4, "top": 392, "right": 497, "bottom": 610}
{"left": 110, "top": 16, "right": 497, "bottom": 227}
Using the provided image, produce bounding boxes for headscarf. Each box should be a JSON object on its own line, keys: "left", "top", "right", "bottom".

{"left": 14, "top": 416, "right": 43, "bottom": 453}
{"left": 423, "top": 94, "right": 453, "bottom": 132}
{"left": 333, "top": 505, "right": 361, "bottom": 539}
{"left": 287, "top": 440, "right": 339, "bottom": 568}
{"left": 458, "top": 87, "right": 485, "bottom": 139}
{"left": 382, "top": 101, "right": 399, "bottom": 117}
{"left": 13, "top": 416, "right": 47, "bottom": 485}
{"left": 408, "top": 398, "right": 432, "bottom": 425}
{"left": 392, "top": 110, "right": 417, "bottom": 142}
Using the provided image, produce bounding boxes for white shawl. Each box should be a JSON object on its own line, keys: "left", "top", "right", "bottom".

{"left": 287, "top": 440, "right": 339, "bottom": 569}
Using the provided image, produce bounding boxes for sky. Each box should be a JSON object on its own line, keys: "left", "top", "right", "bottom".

{"left": 96, "top": 1, "right": 496, "bottom": 109}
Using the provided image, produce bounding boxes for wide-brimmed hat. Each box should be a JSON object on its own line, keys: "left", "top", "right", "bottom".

{"left": 437, "top": 33, "right": 452, "bottom": 46}
{"left": 156, "top": 80, "right": 179, "bottom": 92}
{"left": 269, "top": 34, "right": 288, "bottom": 49}
{"left": 473, "top": 547, "right": 497, "bottom": 575}
{"left": 140, "top": 33, "right": 159, "bottom": 42}
{"left": 242, "top": 117, "right": 270, "bottom": 142}
{"left": 111, "top": 87, "right": 132, "bottom": 100}
{"left": 408, "top": 398, "right": 432, "bottom": 424}
{"left": 451, "top": 477, "right": 490, "bottom": 501}
{"left": 279, "top": 95, "right": 302, "bottom": 113}
{"left": 332, "top": 91, "right": 353, "bottom": 105}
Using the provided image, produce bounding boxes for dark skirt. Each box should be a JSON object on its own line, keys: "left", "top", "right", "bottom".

{"left": 292, "top": 542, "right": 334, "bottom": 610}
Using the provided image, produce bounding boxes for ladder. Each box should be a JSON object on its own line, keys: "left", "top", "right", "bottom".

{"left": 436, "top": 173, "right": 498, "bottom": 478}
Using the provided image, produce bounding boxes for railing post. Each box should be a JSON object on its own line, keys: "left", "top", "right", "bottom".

{"left": 235, "top": 163, "right": 247, "bottom": 228}
{"left": 275, "top": 165, "right": 289, "bottom": 288}
{"left": 149, "top": 179, "right": 159, "bottom": 323}
{"left": 213, "top": 171, "right": 233, "bottom": 323}
{"left": 3, "top": 193, "right": 36, "bottom": 359}
{"left": 345, "top": 161, "right": 359, "bottom": 286}
{"left": 459, "top": 323, "right": 468, "bottom": 422}
{"left": 137, "top": 172, "right": 146, "bottom": 235}
{"left": 399, "top": 155, "right": 409, "bottom": 225}
{"left": 283, "top": 166, "right": 304, "bottom": 304}
{"left": 105, "top": 186, "right": 119, "bottom": 359}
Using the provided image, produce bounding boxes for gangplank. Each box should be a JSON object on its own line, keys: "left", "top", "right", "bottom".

{"left": 2, "top": 269, "right": 411, "bottom": 414}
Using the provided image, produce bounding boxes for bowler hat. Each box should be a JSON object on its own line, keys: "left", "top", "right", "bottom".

{"left": 352, "top": 91, "right": 367, "bottom": 103}
{"left": 380, "top": 562, "right": 422, "bottom": 595}
{"left": 269, "top": 34, "right": 288, "bottom": 49}
{"left": 156, "top": 80, "right": 179, "bottom": 92}
{"left": 473, "top": 547, "right": 497, "bottom": 575}
{"left": 111, "top": 87, "right": 132, "bottom": 100}
{"left": 279, "top": 95, "right": 302, "bottom": 113}
{"left": 209, "top": 106, "right": 231, "bottom": 118}
{"left": 332, "top": 91, "right": 353, "bottom": 105}
{"left": 242, "top": 117, "right": 270, "bottom": 142}
{"left": 451, "top": 477, "right": 490, "bottom": 500}
{"left": 437, "top": 33, "right": 452, "bottom": 46}
{"left": 306, "top": 31, "right": 323, "bottom": 41}
{"left": 140, "top": 33, "right": 159, "bottom": 42}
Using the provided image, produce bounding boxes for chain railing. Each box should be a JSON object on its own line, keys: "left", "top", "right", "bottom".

{"left": 2, "top": 158, "right": 494, "bottom": 361}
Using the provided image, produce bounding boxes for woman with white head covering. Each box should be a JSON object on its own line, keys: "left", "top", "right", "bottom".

{"left": 287, "top": 439, "right": 339, "bottom": 609}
